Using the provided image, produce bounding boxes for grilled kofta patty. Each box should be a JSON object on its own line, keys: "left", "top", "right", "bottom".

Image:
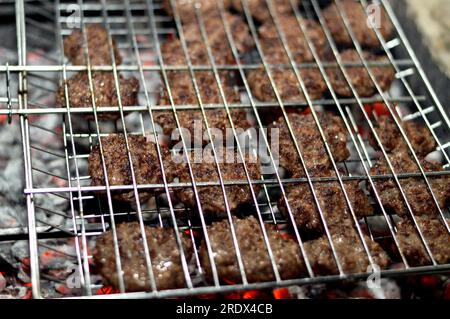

{"left": 396, "top": 217, "right": 450, "bottom": 266}
{"left": 58, "top": 72, "right": 139, "bottom": 120}
{"left": 326, "top": 49, "right": 395, "bottom": 97}
{"left": 94, "top": 222, "right": 193, "bottom": 291}
{"left": 279, "top": 170, "right": 373, "bottom": 234}
{"left": 88, "top": 134, "right": 171, "bottom": 202}
{"left": 63, "top": 25, "right": 122, "bottom": 65}
{"left": 162, "top": 0, "right": 232, "bottom": 23}
{"left": 304, "top": 225, "right": 391, "bottom": 275}
{"left": 231, "top": 0, "right": 300, "bottom": 22}
{"left": 182, "top": 12, "right": 254, "bottom": 55}
{"left": 258, "top": 16, "right": 328, "bottom": 62}
{"left": 268, "top": 112, "right": 349, "bottom": 176}
{"left": 248, "top": 67, "right": 327, "bottom": 104}
{"left": 369, "top": 115, "right": 437, "bottom": 156}
{"left": 200, "top": 216, "right": 306, "bottom": 283}
{"left": 322, "top": 0, "right": 393, "bottom": 48}
{"left": 173, "top": 150, "right": 261, "bottom": 216}
{"left": 369, "top": 149, "right": 450, "bottom": 217}
{"left": 156, "top": 71, "right": 251, "bottom": 145}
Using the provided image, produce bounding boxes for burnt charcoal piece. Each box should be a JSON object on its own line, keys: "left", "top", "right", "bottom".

{"left": 369, "top": 115, "right": 437, "bottom": 156}
{"left": 258, "top": 16, "right": 328, "bottom": 62}
{"left": 173, "top": 150, "right": 261, "bottom": 216}
{"left": 63, "top": 24, "right": 122, "bottom": 65}
{"left": 278, "top": 169, "right": 373, "bottom": 234}
{"left": 182, "top": 12, "right": 254, "bottom": 55}
{"left": 94, "top": 222, "right": 193, "bottom": 291}
{"left": 162, "top": 0, "right": 232, "bottom": 23}
{"left": 231, "top": 0, "right": 300, "bottom": 22}
{"left": 268, "top": 112, "right": 349, "bottom": 176}
{"left": 304, "top": 223, "right": 391, "bottom": 275}
{"left": 156, "top": 71, "right": 251, "bottom": 145}
{"left": 88, "top": 134, "right": 172, "bottom": 202}
{"left": 200, "top": 216, "right": 306, "bottom": 283}
{"left": 322, "top": 0, "right": 393, "bottom": 48}
{"left": 396, "top": 217, "right": 450, "bottom": 266}
{"left": 369, "top": 149, "right": 450, "bottom": 217}
{"left": 58, "top": 72, "right": 139, "bottom": 120}
{"left": 326, "top": 49, "right": 395, "bottom": 97}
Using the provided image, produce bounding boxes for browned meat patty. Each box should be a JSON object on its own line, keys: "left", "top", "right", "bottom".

{"left": 369, "top": 149, "right": 450, "bottom": 217}
{"left": 247, "top": 67, "right": 326, "bottom": 103}
{"left": 156, "top": 71, "right": 251, "bottom": 145}
{"left": 63, "top": 24, "right": 122, "bottom": 65}
{"left": 258, "top": 16, "right": 328, "bottom": 62}
{"left": 279, "top": 170, "right": 373, "bottom": 234}
{"left": 58, "top": 72, "right": 139, "bottom": 120}
{"left": 396, "top": 217, "right": 450, "bottom": 267}
{"left": 88, "top": 134, "right": 172, "bottom": 202}
{"left": 182, "top": 12, "right": 254, "bottom": 55}
{"left": 200, "top": 216, "right": 306, "bottom": 283}
{"left": 231, "top": 0, "right": 300, "bottom": 22}
{"left": 94, "top": 222, "right": 193, "bottom": 292}
{"left": 162, "top": 0, "right": 232, "bottom": 23}
{"left": 322, "top": 0, "right": 393, "bottom": 48}
{"left": 173, "top": 150, "right": 261, "bottom": 216}
{"left": 369, "top": 115, "right": 437, "bottom": 156}
{"left": 269, "top": 112, "right": 349, "bottom": 176}
{"left": 304, "top": 224, "right": 391, "bottom": 275}
{"left": 326, "top": 49, "right": 395, "bottom": 97}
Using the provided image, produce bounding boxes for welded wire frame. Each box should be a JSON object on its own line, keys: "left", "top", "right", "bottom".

{"left": 9, "top": 0, "right": 450, "bottom": 298}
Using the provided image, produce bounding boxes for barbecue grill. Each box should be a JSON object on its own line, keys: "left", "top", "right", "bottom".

{"left": 0, "top": 0, "right": 449, "bottom": 299}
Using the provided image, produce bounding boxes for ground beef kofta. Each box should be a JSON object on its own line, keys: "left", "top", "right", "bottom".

{"left": 396, "top": 217, "right": 450, "bottom": 266}
{"left": 88, "top": 134, "right": 171, "bottom": 202}
{"left": 279, "top": 170, "right": 373, "bottom": 234}
{"left": 248, "top": 67, "right": 327, "bottom": 104}
{"left": 369, "top": 149, "right": 450, "bottom": 217}
{"left": 156, "top": 71, "right": 250, "bottom": 145}
{"left": 58, "top": 71, "right": 139, "bottom": 120}
{"left": 322, "top": 0, "right": 393, "bottom": 48}
{"left": 162, "top": 0, "right": 232, "bottom": 23}
{"left": 200, "top": 216, "right": 306, "bottom": 283}
{"left": 94, "top": 222, "right": 193, "bottom": 291}
{"left": 304, "top": 224, "right": 391, "bottom": 275}
{"left": 63, "top": 24, "right": 122, "bottom": 65}
{"left": 258, "top": 16, "right": 328, "bottom": 61}
{"left": 326, "top": 49, "right": 395, "bottom": 97}
{"left": 269, "top": 112, "right": 349, "bottom": 176}
{"left": 173, "top": 149, "right": 261, "bottom": 216}
{"left": 182, "top": 12, "right": 254, "bottom": 55}
{"left": 369, "top": 115, "right": 437, "bottom": 156}
{"left": 231, "top": 0, "right": 300, "bottom": 22}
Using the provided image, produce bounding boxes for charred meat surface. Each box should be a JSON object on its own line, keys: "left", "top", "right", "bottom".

{"left": 304, "top": 225, "right": 391, "bottom": 275}
{"left": 369, "top": 149, "right": 450, "bottom": 217}
{"left": 369, "top": 115, "right": 437, "bottom": 156}
{"left": 156, "top": 71, "right": 250, "bottom": 145}
{"left": 88, "top": 134, "right": 171, "bottom": 202}
{"left": 63, "top": 24, "right": 122, "bottom": 65}
{"left": 94, "top": 222, "right": 193, "bottom": 291}
{"left": 173, "top": 150, "right": 261, "bottom": 216}
{"left": 322, "top": 0, "right": 393, "bottom": 48}
{"left": 58, "top": 72, "right": 139, "bottom": 120}
{"left": 396, "top": 217, "right": 450, "bottom": 266}
{"left": 200, "top": 216, "right": 306, "bottom": 283}
{"left": 269, "top": 112, "right": 349, "bottom": 176}
{"left": 258, "top": 16, "right": 328, "bottom": 62}
{"left": 325, "top": 49, "right": 395, "bottom": 97}
{"left": 279, "top": 170, "right": 373, "bottom": 234}
{"left": 231, "top": 0, "right": 300, "bottom": 22}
